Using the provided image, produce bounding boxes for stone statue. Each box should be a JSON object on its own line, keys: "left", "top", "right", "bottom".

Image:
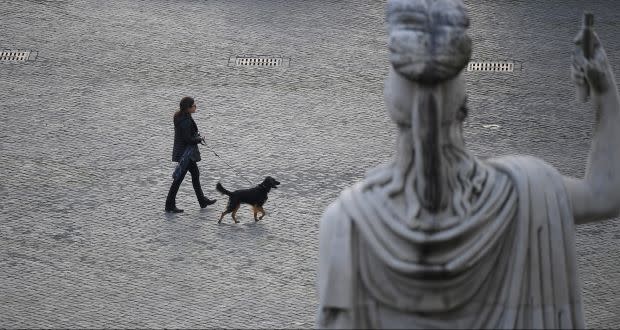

{"left": 316, "top": 0, "right": 620, "bottom": 328}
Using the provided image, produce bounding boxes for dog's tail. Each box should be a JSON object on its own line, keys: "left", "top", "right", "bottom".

{"left": 216, "top": 182, "right": 232, "bottom": 196}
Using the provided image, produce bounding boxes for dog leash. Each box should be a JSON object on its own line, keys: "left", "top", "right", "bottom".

{"left": 202, "top": 141, "right": 254, "bottom": 185}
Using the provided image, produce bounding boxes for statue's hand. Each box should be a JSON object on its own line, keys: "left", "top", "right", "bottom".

{"left": 572, "top": 30, "right": 612, "bottom": 94}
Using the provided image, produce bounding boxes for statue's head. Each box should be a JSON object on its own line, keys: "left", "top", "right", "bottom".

{"left": 385, "top": 0, "right": 471, "bottom": 135}
{"left": 384, "top": 0, "right": 472, "bottom": 214}
{"left": 387, "top": 0, "right": 472, "bottom": 84}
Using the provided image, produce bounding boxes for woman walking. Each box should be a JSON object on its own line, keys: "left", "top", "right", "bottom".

{"left": 165, "top": 96, "right": 217, "bottom": 213}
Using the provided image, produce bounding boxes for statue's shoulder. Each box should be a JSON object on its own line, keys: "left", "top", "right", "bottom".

{"left": 485, "top": 155, "right": 567, "bottom": 198}
{"left": 486, "top": 154, "right": 559, "bottom": 176}
{"left": 319, "top": 184, "right": 364, "bottom": 239}
{"left": 319, "top": 199, "right": 344, "bottom": 234}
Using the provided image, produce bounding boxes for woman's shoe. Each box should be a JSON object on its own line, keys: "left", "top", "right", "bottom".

{"left": 199, "top": 198, "right": 217, "bottom": 208}
{"left": 165, "top": 206, "right": 184, "bottom": 213}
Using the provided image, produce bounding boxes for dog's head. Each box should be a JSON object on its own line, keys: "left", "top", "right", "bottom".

{"left": 261, "top": 176, "right": 280, "bottom": 189}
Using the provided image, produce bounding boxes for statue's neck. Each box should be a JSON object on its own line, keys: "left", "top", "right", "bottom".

{"left": 394, "top": 123, "right": 472, "bottom": 215}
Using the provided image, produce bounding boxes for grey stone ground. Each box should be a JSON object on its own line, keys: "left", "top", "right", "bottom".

{"left": 1, "top": 0, "right": 619, "bottom": 328}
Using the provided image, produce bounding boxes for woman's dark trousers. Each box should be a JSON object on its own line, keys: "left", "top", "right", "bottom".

{"left": 165, "top": 160, "right": 207, "bottom": 209}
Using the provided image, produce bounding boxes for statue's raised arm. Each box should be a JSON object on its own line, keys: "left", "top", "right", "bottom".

{"left": 317, "top": 1, "right": 619, "bottom": 329}
{"left": 564, "top": 19, "right": 620, "bottom": 224}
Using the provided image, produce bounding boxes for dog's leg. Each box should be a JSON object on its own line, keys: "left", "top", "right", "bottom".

{"left": 252, "top": 205, "right": 259, "bottom": 221}
{"left": 219, "top": 199, "right": 236, "bottom": 224}
{"left": 258, "top": 207, "right": 266, "bottom": 220}
{"left": 218, "top": 211, "right": 229, "bottom": 224}
{"left": 231, "top": 205, "right": 240, "bottom": 224}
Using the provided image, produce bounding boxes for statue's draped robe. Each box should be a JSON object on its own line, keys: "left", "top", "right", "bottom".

{"left": 317, "top": 155, "right": 585, "bottom": 329}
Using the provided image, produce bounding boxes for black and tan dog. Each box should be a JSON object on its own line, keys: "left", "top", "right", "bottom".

{"left": 215, "top": 176, "right": 280, "bottom": 223}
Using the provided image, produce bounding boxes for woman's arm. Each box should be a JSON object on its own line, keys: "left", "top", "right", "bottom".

{"left": 179, "top": 118, "right": 203, "bottom": 145}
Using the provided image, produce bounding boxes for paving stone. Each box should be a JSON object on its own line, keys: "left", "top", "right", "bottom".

{"left": 1, "top": 0, "right": 619, "bottom": 328}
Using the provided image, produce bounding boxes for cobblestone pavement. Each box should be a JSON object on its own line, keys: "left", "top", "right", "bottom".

{"left": 1, "top": 0, "right": 619, "bottom": 328}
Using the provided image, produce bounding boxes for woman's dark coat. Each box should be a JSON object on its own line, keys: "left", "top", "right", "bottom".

{"left": 172, "top": 113, "right": 202, "bottom": 162}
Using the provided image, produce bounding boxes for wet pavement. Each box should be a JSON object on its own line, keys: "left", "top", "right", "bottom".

{"left": 1, "top": 0, "right": 619, "bottom": 328}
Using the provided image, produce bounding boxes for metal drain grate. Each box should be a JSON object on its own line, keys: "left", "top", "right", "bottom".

{"left": 229, "top": 55, "right": 290, "bottom": 67}
{"left": 0, "top": 50, "right": 38, "bottom": 63}
{"left": 467, "top": 60, "right": 515, "bottom": 72}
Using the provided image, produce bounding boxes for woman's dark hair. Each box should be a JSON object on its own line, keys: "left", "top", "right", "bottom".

{"left": 174, "top": 96, "right": 195, "bottom": 119}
